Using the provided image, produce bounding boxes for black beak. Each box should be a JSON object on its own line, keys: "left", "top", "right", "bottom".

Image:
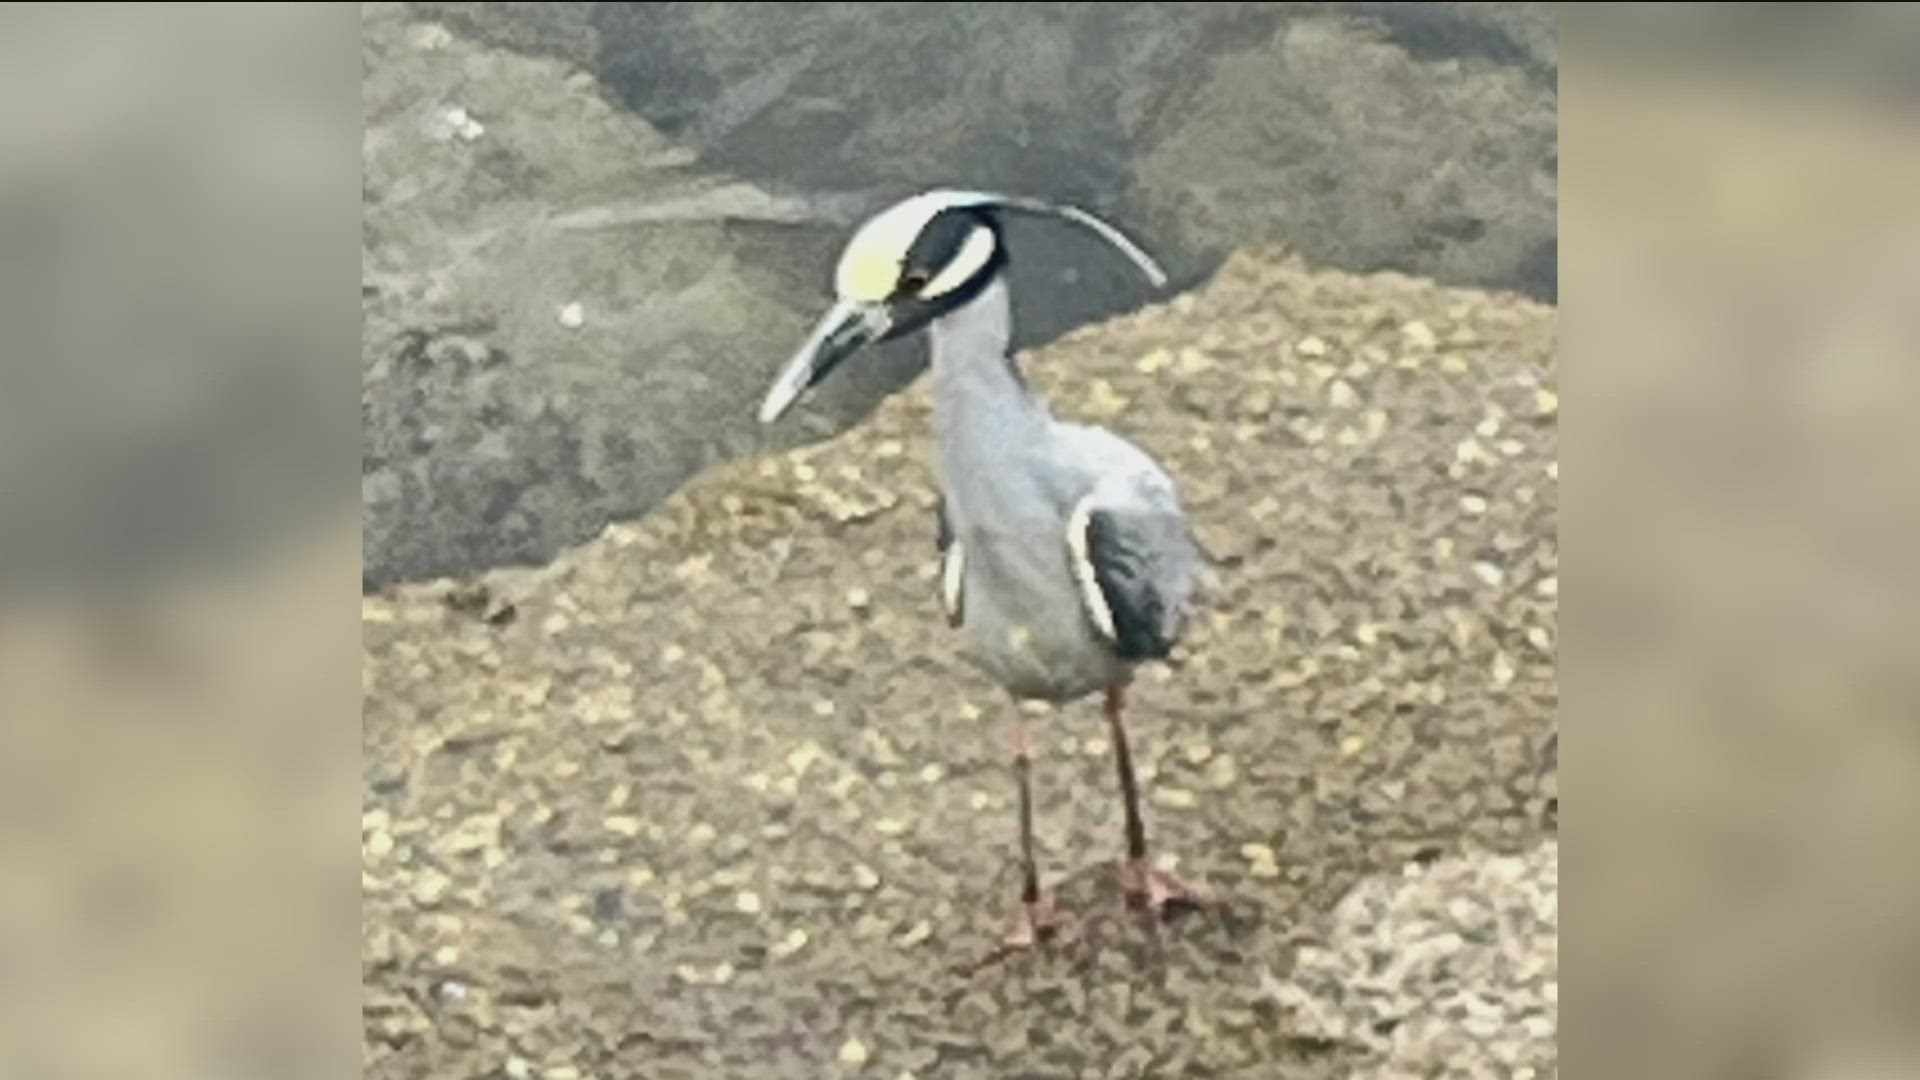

{"left": 758, "top": 299, "right": 892, "bottom": 423}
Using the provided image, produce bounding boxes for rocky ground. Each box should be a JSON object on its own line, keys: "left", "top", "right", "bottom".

{"left": 362, "top": 246, "right": 1559, "bottom": 1078}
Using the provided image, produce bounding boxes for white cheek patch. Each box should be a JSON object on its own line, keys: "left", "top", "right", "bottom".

{"left": 917, "top": 226, "right": 997, "bottom": 299}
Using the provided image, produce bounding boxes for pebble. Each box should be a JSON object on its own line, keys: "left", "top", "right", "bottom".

{"left": 1296, "top": 336, "right": 1328, "bottom": 357}
{"left": 1365, "top": 409, "right": 1388, "bottom": 440}
{"left": 1402, "top": 320, "right": 1437, "bottom": 348}
{"left": 436, "top": 106, "right": 485, "bottom": 142}
{"left": 1460, "top": 494, "right": 1489, "bottom": 515}
{"left": 411, "top": 869, "right": 451, "bottom": 906}
{"left": 1473, "top": 562, "right": 1505, "bottom": 587}
{"left": 735, "top": 890, "right": 762, "bottom": 915}
{"left": 1241, "top": 843, "right": 1281, "bottom": 878}
{"left": 853, "top": 864, "right": 881, "bottom": 890}
{"left": 557, "top": 302, "right": 585, "bottom": 329}
{"left": 787, "top": 743, "right": 822, "bottom": 776}
{"left": 1174, "top": 348, "right": 1213, "bottom": 375}
{"left": 771, "top": 927, "right": 809, "bottom": 958}
{"left": 1327, "top": 379, "right": 1359, "bottom": 408}
{"left": 1206, "top": 755, "right": 1239, "bottom": 788}
{"left": 1152, "top": 787, "right": 1196, "bottom": 809}
{"left": 1085, "top": 379, "right": 1127, "bottom": 417}
{"left": 839, "top": 1037, "right": 870, "bottom": 1067}
{"left": 604, "top": 816, "right": 641, "bottom": 837}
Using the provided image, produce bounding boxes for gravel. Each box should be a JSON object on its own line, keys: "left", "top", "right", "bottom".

{"left": 1269, "top": 841, "right": 1558, "bottom": 1079}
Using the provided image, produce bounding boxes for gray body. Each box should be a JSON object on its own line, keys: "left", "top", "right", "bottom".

{"left": 931, "top": 276, "right": 1201, "bottom": 702}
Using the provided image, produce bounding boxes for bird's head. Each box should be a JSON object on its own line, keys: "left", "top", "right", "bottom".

{"left": 756, "top": 189, "right": 1167, "bottom": 424}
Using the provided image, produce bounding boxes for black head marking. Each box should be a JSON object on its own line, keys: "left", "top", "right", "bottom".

{"left": 897, "top": 208, "right": 1003, "bottom": 300}
{"left": 876, "top": 208, "right": 1007, "bottom": 344}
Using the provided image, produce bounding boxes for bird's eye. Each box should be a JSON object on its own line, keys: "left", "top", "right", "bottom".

{"left": 901, "top": 270, "right": 931, "bottom": 294}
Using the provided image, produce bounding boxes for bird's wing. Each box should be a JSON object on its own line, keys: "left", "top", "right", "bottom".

{"left": 1068, "top": 495, "right": 1200, "bottom": 660}
{"left": 934, "top": 492, "right": 964, "bottom": 628}
{"left": 1053, "top": 425, "right": 1203, "bottom": 661}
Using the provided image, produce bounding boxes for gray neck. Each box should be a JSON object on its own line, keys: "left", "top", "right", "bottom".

{"left": 929, "top": 275, "right": 1049, "bottom": 460}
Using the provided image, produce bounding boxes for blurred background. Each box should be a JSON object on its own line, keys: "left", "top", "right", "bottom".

{"left": 363, "top": 1, "right": 1557, "bottom": 589}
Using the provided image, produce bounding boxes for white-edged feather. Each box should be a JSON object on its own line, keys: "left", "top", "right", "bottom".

{"left": 940, "top": 541, "right": 966, "bottom": 627}
{"left": 1066, "top": 496, "right": 1116, "bottom": 642}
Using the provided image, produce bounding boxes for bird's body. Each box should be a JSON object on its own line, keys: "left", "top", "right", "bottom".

{"left": 929, "top": 275, "right": 1200, "bottom": 703}
{"left": 757, "top": 189, "right": 1205, "bottom": 943}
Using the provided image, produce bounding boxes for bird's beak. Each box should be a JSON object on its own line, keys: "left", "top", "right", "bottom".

{"left": 757, "top": 299, "right": 892, "bottom": 424}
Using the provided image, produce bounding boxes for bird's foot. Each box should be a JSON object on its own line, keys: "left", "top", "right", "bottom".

{"left": 1119, "top": 857, "right": 1203, "bottom": 917}
{"left": 1003, "top": 892, "right": 1066, "bottom": 950}
{"left": 951, "top": 894, "right": 1073, "bottom": 977}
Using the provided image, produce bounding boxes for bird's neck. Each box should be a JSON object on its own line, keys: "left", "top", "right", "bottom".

{"left": 928, "top": 275, "right": 1049, "bottom": 454}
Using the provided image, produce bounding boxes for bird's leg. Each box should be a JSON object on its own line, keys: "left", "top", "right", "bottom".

{"left": 1106, "top": 684, "right": 1198, "bottom": 915}
{"left": 1004, "top": 705, "right": 1060, "bottom": 947}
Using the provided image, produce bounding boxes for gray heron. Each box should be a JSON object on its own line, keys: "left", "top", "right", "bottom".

{"left": 757, "top": 190, "right": 1206, "bottom": 945}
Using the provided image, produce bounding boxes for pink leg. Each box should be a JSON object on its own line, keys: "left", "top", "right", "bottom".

{"left": 1105, "top": 685, "right": 1201, "bottom": 915}
{"left": 1005, "top": 706, "right": 1060, "bottom": 946}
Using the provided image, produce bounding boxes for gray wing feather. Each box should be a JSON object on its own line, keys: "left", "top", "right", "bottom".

{"left": 1054, "top": 424, "right": 1203, "bottom": 660}
{"left": 1082, "top": 504, "right": 1200, "bottom": 659}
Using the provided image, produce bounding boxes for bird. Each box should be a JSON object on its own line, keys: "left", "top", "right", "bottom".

{"left": 757, "top": 189, "right": 1206, "bottom": 946}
